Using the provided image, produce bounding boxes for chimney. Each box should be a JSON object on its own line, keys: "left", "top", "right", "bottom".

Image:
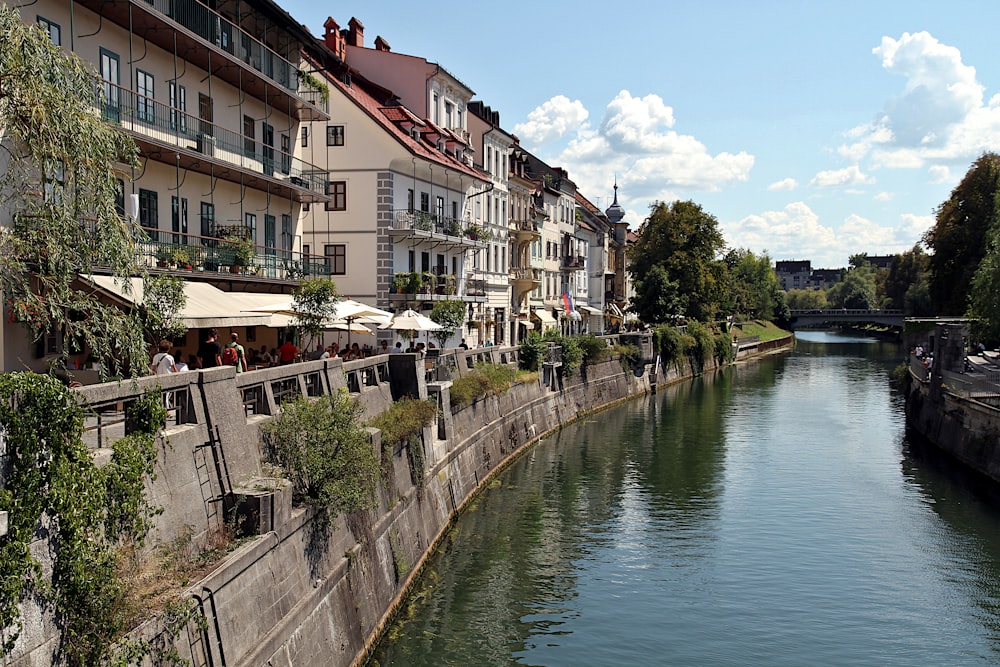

{"left": 323, "top": 17, "right": 343, "bottom": 56}
{"left": 347, "top": 17, "right": 364, "bottom": 48}
{"left": 374, "top": 35, "right": 391, "bottom": 52}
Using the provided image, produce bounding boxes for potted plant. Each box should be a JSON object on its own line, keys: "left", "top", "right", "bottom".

{"left": 392, "top": 271, "right": 420, "bottom": 294}
{"left": 465, "top": 224, "right": 487, "bottom": 241}
{"left": 420, "top": 272, "right": 436, "bottom": 293}
{"left": 438, "top": 274, "right": 457, "bottom": 295}
{"left": 154, "top": 246, "right": 173, "bottom": 268}
{"left": 414, "top": 211, "right": 433, "bottom": 232}
{"left": 171, "top": 247, "right": 192, "bottom": 270}
{"left": 222, "top": 236, "right": 256, "bottom": 273}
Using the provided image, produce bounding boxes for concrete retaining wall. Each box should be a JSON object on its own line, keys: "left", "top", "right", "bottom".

{"left": 6, "top": 335, "right": 790, "bottom": 666}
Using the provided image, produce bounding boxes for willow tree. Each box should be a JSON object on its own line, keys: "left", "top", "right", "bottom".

{"left": 0, "top": 5, "right": 146, "bottom": 376}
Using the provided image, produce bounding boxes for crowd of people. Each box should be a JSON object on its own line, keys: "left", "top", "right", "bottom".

{"left": 150, "top": 329, "right": 441, "bottom": 376}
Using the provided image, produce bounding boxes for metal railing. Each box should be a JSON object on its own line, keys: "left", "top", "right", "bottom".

{"left": 144, "top": 0, "right": 315, "bottom": 101}
{"left": 100, "top": 82, "right": 327, "bottom": 194}
{"left": 390, "top": 210, "right": 487, "bottom": 243}
{"left": 137, "top": 227, "right": 331, "bottom": 280}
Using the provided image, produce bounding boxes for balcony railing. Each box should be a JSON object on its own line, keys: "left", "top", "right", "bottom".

{"left": 101, "top": 82, "right": 327, "bottom": 196}
{"left": 145, "top": 0, "right": 309, "bottom": 98}
{"left": 138, "top": 227, "right": 330, "bottom": 280}
{"left": 390, "top": 210, "right": 489, "bottom": 245}
{"left": 510, "top": 267, "right": 542, "bottom": 282}
{"left": 561, "top": 255, "right": 586, "bottom": 270}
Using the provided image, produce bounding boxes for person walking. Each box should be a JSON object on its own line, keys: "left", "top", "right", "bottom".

{"left": 197, "top": 329, "right": 222, "bottom": 369}
{"left": 150, "top": 339, "right": 178, "bottom": 375}
{"left": 225, "top": 332, "right": 247, "bottom": 373}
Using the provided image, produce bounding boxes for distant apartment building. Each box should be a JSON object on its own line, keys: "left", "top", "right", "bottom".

{"left": 775, "top": 260, "right": 812, "bottom": 291}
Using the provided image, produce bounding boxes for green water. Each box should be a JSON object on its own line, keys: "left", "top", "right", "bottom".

{"left": 370, "top": 332, "right": 1000, "bottom": 666}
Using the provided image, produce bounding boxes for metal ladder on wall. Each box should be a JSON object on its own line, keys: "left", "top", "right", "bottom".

{"left": 193, "top": 425, "right": 233, "bottom": 532}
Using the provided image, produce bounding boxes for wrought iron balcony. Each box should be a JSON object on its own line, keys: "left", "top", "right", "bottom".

{"left": 74, "top": 0, "right": 329, "bottom": 120}
{"left": 101, "top": 82, "right": 328, "bottom": 203}
{"left": 389, "top": 210, "right": 488, "bottom": 248}
{"left": 561, "top": 254, "right": 586, "bottom": 270}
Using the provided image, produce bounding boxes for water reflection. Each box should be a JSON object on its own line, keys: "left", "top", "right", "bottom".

{"left": 371, "top": 336, "right": 1000, "bottom": 666}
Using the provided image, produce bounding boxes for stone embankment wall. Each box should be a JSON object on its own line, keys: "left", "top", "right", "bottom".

{"left": 7, "top": 334, "right": 791, "bottom": 666}
{"left": 905, "top": 324, "right": 1000, "bottom": 484}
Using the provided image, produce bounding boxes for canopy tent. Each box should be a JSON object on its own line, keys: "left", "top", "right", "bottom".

{"left": 83, "top": 275, "right": 273, "bottom": 328}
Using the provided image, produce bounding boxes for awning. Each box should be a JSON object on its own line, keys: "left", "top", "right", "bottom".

{"left": 579, "top": 305, "right": 603, "bottom": 315}
{"left": 532, "top": 308, "right": 556, "bottom": 324}
{"left": 606, "top": 304, "right": 624, "bottom": 319}
{"left": 84, "top": 275, "right": 275, "bottom": 328}
{"left": 518, "top": 320, "right": 534, "bottom": 329}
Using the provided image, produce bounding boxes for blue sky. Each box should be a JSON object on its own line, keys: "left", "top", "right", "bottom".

{"left": 284, "top": 1, "right": 1000, "bottom": 268}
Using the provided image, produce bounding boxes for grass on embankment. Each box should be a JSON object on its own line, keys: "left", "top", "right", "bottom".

{"left": 731, "top": 320, "right": 792, "bottom": 342}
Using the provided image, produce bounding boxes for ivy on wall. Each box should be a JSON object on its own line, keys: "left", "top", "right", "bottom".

{"left": 0, "top": 373, "right": 162, "bottom": 665}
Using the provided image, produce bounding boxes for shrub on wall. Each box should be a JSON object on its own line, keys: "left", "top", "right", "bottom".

{"left": 261, "top": 388, "right": 379, "bottom": 515}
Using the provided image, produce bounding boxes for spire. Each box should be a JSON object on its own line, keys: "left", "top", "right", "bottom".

{"left": 605, "top": 177, "right": 625, "bottom": 224}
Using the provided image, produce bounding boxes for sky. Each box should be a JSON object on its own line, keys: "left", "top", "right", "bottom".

{"left": 283, "top": 1, "right": 1000, "bottom": 269}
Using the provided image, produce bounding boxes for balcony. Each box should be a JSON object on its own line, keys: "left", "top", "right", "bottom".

{"left": 139, "top": 227, "right": 330, "bottom": 281}
{"left": 76, "top": 0, "right": 329, "bottom": 120}
{"left": 103, "top": 82, "right": 328, "bottom": 203}
{"left": 388, "top": 210, "right": 488, "bottom": 249}
{"left": 510, "top": 266, "right": 542, "bottom": 291}
{"left": 561, "top": 255, "right": 586, "bottom": 271}
{"left": 387, "top": 270, "right": 484, "bottom": 304}
{"left": 511, "top": 218, "right": 541, "bottom": 243}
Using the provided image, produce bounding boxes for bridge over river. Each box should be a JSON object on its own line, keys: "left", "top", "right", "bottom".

{"left": 788, "top": 308, "right": 904, "bottom": 329}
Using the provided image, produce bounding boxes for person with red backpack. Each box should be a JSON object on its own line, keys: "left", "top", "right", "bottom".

{"left": 224, "top": 332, "right": 247, "bottom": 373}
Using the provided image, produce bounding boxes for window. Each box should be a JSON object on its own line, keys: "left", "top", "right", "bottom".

{"left": 445, "top": 101, "right": 454, "bottom": 128}
{"left": 407, "top": 189, "right": 414, "bottom": 213}
{"left": 170, "top": 196, "right": 188, "bottom": 245}
{"left": 139, "top": 189, "right": 158, "bottom": 240}
{"left": 408, "top": 249, "right": 415, "bottom": 272}
{"left": 200, "top": 202, "right": 214, "bottom": 242}
{"left": 432, "top": 92, "right": 439, "bottom": 124}
{"left": 100, "top": 49, "right": 120, "bottom": 122}
{"left": 420, "top": 192, "right": 429, "bottom": 213}
{"left": 301, "top": 126, "right": 308, "bottom": 147}
{"left": 168, "top": 81, "right": 186, "bottom": 132}
{"left": 325, "top": 244, "right": 346, "bottom": 275}
{"left": 280, "top": 134, "right": 290, "bottom": 175}
{"left": 452, "top": 201, "right": 458, "bottom": 221}
{"left": 43, "top": 159, "right": 64, "bottom": 204}
{"left": 245, "top": 213, "right": 256, "bottom": 244}
{"left": 325, "top": 181, "right": 346, "bottom": 211}
{"left": 136, "top": 70, "right": 154, "bottom": 123}
{"left": 326, "top": 125, "right": 345, "bottom": 146}
{"left": 281, "top": 214, "right": 292, "bottom": 254}
{"left": 243, "top": 115, "right": 255, "bottom": 156}
{"left": 436, "top": 196, "right": 444, "bottom": 221}
{"left": 37, "top": 16, "right": 60, "bottom": 45}
{"left": 114, "top": 179, "right": 125, "bottom": 216}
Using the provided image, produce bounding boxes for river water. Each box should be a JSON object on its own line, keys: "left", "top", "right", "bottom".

{"left": 369, "top": 332, "right": 1000, "bottom": 666}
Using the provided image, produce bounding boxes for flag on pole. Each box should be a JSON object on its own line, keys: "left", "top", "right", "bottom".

{"left": 562, "top": 291, "right": 574, "bottom": 315}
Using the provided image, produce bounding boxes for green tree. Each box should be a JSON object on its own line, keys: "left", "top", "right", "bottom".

{"left": 785, "top": 288, "right": 828, "bottom": 310}
{"left": 723, "top": 248, "right": 783, "bottom": 320}
{"left": 627, "top": 200, "right": 726, "bottom": 323}
{"left": 967, "top": 194, "right": 1000, "bottom": 341}
{"left": 827, "top": 263, "right": 877, "bottom": 309}
{"left": 884, "top": 245, "right": 931, "bottom": 314}
{"left": 924, "top": 152, "right": 1000, "bottom": 315}
{"left": 0, "top": 5, "right": 145, "bottom": 376}
{"left": 139, "top": 274, "right": 187, "bottom": 348}
{"left": 429, "top": 299, "right": 467, "bottom": 348}
{"left": 291, "top": 278, "right": 341, "bottom": 353}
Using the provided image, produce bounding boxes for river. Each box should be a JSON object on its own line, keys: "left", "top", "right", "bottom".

{"left": 369, "top": 332, "right": 1000, "bottom": 666}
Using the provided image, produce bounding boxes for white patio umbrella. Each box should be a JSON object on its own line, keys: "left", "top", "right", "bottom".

{"left": 244, "top": 297, "right": 390, "bottom": 347}
{"left": 379, "top": 308, "right": 442, "bottom": 347}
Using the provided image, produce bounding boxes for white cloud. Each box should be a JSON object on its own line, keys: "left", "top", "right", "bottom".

{"left": 723, "top": 202, "right": 929, "bottom": 267}
{"left": 927, "top": 164, "right": 954, "bottom": 184}
{"left": 512, "top": 95, "right": 589, "bottom": 145}
{"left": 875, "top": 191, "right": 893, "bottom": 201}
{"left": 839, "top": 31, "right": 1000, "bottom": 170}
{"left": 521, "top": 90, "right": 754, "bottom": 214}
{"left": 809, "top": 165, "right": 873, "bottom": 188}
{"left": 768, "top": 178, "right": 798, "bottom": 192}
